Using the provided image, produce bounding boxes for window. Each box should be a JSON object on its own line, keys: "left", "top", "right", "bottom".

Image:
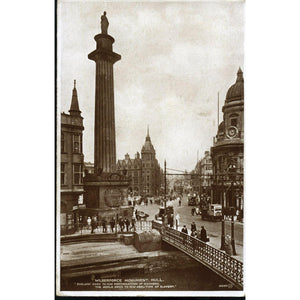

{"left": 73, "top": 164, "right": 83, "bottom": 184}
{"left": 61, "top": 133, "right": 65, "bottom": 153}
{"left": 147, "top": 175, "right": 150, "bottom": 181}
{"left": 218, "top": 156, "right": 222, "bottom": 171}
{"left": 73, "top": 134, "right": 82, "bottom": 153}
{"left": 61, "top": 163, "right": 66, "bottom": 185}
{"left": 231, "top": 118, "right": 238, "bottom": 127}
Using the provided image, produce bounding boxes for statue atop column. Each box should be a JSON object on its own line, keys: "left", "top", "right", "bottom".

{"left": 101, "top": 11, "right": 109, "bottom": 35}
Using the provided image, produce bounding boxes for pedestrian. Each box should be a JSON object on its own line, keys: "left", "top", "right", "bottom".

{"left": 196, "top": 207, "right": 200, "bottom": 215}
{"left": 91, "top": 216, "right": 97, "bottom": 234}
{"left": 181, "top": 225, "right": 188, "bottom": 245}
{"left": 125, "top": 217, "right": 130, "bottom": 232}
{"left": 101, "top": 218, "right": 107, "bottom": 233}
{"left": 191, "top": 221, "right": 197, "bottom": 234}
{"left": 119, "top": 218, "right": 124, "bottom": 232}
{"left": 179, "top": 198, "right": 181, "bottom": 206}
{"left": 110, "top": 218, "right": 115, "bottom": 233}
{"left": 170, "top": 214, "right": 174, "bottom": 228}
{"left": 175, "top": 213, "right": 180, "bottom": 230}
{"left": 191, "top": 207, "right": 195, "bottom": 216}
{"left": 87, "top": 216, "right": 92, "bottom": 229}
{"left": 200, "top": 225, "right": 208, "bottom": 242}
{"left": 131, "top": 217, "right": 136, "bottom": 231}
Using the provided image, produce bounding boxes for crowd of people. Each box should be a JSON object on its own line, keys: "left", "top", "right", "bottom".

{"left": 181, "top": 223, "right": 209, "bottom": 243}
{"left": 78, "top": 215, "right": 136, "bottom": 234}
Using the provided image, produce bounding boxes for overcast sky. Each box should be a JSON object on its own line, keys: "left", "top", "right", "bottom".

{"left": 58, "top": 0, "right": 244, "bottom": 171}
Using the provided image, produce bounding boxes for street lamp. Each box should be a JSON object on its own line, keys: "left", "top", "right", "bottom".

{"left": 228, "top": 161, "right": 237, "bottom": 255}
{"left": 220, "top": 174, "right": 226, "bottom": 250}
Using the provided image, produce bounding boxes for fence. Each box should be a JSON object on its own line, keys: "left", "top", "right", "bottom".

{"left": 134, "top": 220, "right": 153, "bottom": 231}
{"left": 61, "top": 220, "right": 154, "bottom": 236}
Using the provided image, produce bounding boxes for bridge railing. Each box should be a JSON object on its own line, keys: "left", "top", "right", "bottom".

{"left": 152, "top": 220, "right": 243, "bottom": 289}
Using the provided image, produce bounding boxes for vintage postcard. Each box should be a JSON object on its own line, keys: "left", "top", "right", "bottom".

{"left": 56, "top": 0, "right": 244, "bottom": 297}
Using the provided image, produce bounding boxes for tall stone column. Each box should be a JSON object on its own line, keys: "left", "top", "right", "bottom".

{"left": 88, "top": 31, "right": 121, "bottom": 173}
{"left": 84, "top": 13, "right": 130, "bottom": 219}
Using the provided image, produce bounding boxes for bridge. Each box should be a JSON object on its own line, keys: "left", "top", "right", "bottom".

{"left": 148, "top": 220, "right": 243, "bottom": 290}
{"left": 60, "top": 220, "right": 243, "bottom": 289}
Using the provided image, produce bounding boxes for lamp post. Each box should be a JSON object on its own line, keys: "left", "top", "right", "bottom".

{"left": 228, "top": 161, "right": 237, "bottom": 255}
{"left": 220, "top": 175, "right": 225, "bottom": 250}
{"left": 164, "top": 160, "right": 167, "bottom": 208}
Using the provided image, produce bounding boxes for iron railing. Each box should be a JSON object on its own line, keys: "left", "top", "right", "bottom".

{"left": 61, "top": 220, "right": 153, "bottom": 235}
{"left": 152, "top": 221, "right": 243, "bottom": 290}
{"left": 134, "top": 220, "right": 153, "bottom": 231}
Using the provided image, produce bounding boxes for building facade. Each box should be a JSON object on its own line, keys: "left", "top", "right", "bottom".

{"left": 60, "top": 80, "right": 84, "bottom": 231}
{"left": 116, "top": 129, "right": 162, "bottom": 196}
{"left": 211, "top": 68, "right": 244, "bottom": 214}
{"left": 192, "top": 151, "right": 213, "bottom": 195}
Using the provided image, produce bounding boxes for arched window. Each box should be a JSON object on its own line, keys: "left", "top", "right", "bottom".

{"left": 229, "top": 113, "right": 239, "bottom": 127}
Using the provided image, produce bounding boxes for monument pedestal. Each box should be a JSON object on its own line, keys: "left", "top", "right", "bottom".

{"left": 84, "top": 172, "right": 132, "bottom": 219}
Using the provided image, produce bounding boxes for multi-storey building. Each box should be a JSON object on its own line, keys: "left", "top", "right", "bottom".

{"left": 211, "top": 68, "right": 244, "bottom": 213}
{"left": 60, "top": 80, "right": 84, "bottom": 232}
{"left": 116, "top": 128, "right": 161, "bottom": 196}
{"left": 191, "top": 151, "right": 213, "bottom": 195}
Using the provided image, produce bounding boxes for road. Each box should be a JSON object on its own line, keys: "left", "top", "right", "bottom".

{"left": 135, "top": 195, "right": 243, "bottom": 260}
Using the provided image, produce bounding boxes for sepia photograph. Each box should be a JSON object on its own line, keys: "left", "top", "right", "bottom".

{"left": 57, "top": 0, "right": 244, "bottom": 296}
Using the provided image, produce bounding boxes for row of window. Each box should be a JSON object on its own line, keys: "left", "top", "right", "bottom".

{"left": 61, "top": 133, "right": 82, "bottom": 154}
{"left": 216, "top": 156, "right": 243, "bottom": 173}
{"left": 61, "top": 163, "right": 83, "bottom": 185}
{"left": 117, "top": 162, "right": 157, "bottom": 169}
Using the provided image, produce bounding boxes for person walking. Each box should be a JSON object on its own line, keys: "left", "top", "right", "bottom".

{"left": 170, "top": 214, "right": 174, "bottom": 228}
{"left": 191, "top": 207, "right": 195, "bottom": 216}
{"left": 91, "top": 216, "right": 97, "bottom": 234}
{"left": 179, "top": 198, "right": 181, "bottom": 206}
{"left": 87, "top": 216, "right": 92, "bottom": 229}
{"left": 131, "top": 217, "right": 136, "bottom": 231}
{"left": 119, "top": 218, "right": 124, "bottom": 232}
{"left": 125, "top": 217, "right": 130, "bottom": 232}
{"left": 181, "top": 225, "right": 188, "bottom": 245}
{"left": 110, "top": 218, "right": 115, "bottom": 233}
{"left": 175, "top": 213, "right": 180, "bottom": 230}
{"left": 101, "top": 218, "right": 107, "bottom": 233}
{"left": 200, "top": 225, "right": 208, "bottom": 242}
{"left": 191, "top": 221, "right": 197, "bottom": 235}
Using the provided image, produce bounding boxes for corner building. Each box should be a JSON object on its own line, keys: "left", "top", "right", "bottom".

{"left": 211, "top": 68, "right": 244, "bottom": 213}
{"left": 117, "top": 129, "right": 161, "bottom": 196}
{"left": 60, "top": 81, "right": 84, "bottom": 232}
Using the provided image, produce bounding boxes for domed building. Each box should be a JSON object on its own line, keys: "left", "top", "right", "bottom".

{"left": 211, "top": 68, "right": 244, "bottom": 216}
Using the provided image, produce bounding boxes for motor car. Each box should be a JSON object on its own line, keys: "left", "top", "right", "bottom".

{"left": 136, "top": 211, "right": 149, "bottom": 220}
{"left": 188, "top": 196, "right": 196, "bottom": 206}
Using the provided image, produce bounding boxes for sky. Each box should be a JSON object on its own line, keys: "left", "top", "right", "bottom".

{"left": 58, "top": 0, "right": 244, "bottom": 172}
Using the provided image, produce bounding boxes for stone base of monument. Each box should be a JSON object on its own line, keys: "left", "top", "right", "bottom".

{"left": 83, "top": 172, "right": 132, "bottom": 220}
{"left": 134, "top": 229, "right": 161, "bottom": 252}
